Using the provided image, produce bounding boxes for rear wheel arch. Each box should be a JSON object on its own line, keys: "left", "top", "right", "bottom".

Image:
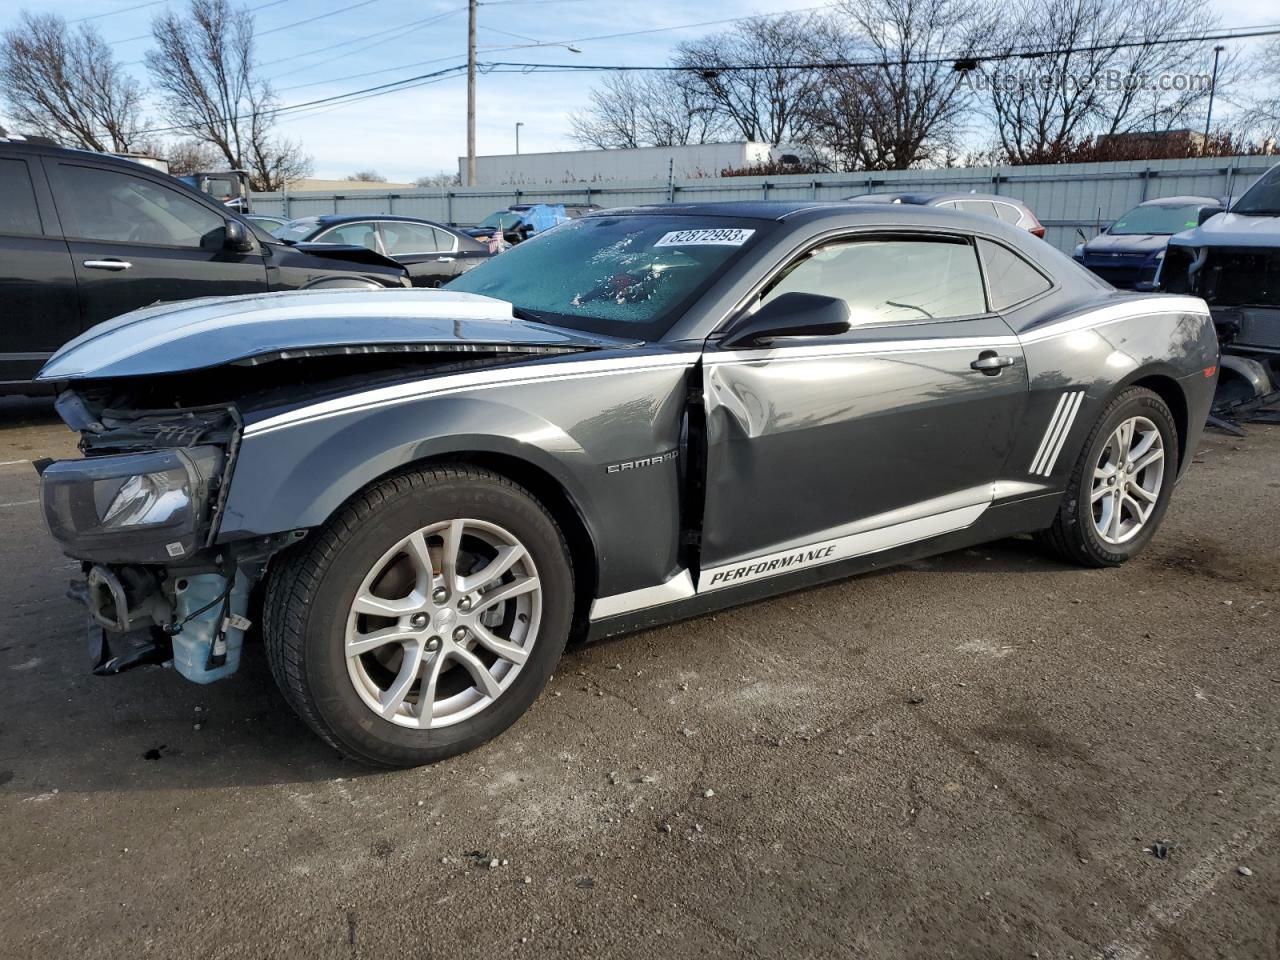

{"left": 1126, "top": 372, "right": 1188, "bottom": 472}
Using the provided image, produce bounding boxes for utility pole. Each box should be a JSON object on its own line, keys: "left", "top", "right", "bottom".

{"left": 1202, "top": 44, "right": 1225, "bottom": 154}
{"left": 516, "top": 121, "right": 523, "bottom": 154}
{"left": 466, "top": 0, "right": 477, "bottom": 186}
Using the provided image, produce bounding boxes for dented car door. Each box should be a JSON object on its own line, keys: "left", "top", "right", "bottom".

{"left": 698, "top": 232, "right": 1028, "bottom": 588}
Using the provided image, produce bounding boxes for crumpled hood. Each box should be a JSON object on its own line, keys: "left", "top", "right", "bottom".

{"left": 1168, "top": 211, "right": 1280, "bottom": 249}
{"left": 1082, "top": 232, "right": 1169, "bottom": 257}
{"left": 39, "top": 288, "right": 624, "bottom": 381}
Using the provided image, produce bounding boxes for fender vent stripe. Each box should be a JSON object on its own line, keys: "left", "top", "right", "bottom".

{"left": 1030, "top": 391, "right": 1085, "bottom": 476}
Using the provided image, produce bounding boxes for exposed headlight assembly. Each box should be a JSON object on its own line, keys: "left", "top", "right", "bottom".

{"left": 41, "top": 446, "right": 224, "bottom": 563}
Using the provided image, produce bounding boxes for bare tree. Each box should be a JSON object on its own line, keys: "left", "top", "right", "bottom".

{"left": 1241, "top": 37, "right": 1280, "bottom": 148}
{"left": 345, "top": 170, "right": 387, "bottom": 181}
{"left": 415, "top": 171, "right": 462, "bottom": 187}
{"left": 804, "top": 0, "right": 982, "bottom": 170}
{"left": 673, "top": 13, "right": 825, "bottom": 146}
{"left": 163, "top": 138, "right": 222, "bottom": 175}
{"left": 974, "top": 0, "right": 1227, "bottom": 164}
{"left": 569, "top": 72, "right": 725, "bottom": 149}
{"left": 0, "top": 12, "right": 144, "bottom": 151}
{"left": 146, "top": 0, "right": 310, "bottom": 190}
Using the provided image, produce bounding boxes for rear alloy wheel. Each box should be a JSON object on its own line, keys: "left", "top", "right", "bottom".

{"left": 264, "top": 465, "right": 573, "bottom": 767}
{"left": 1037, "top": 386, "right": 1179, "bottom": 567}
{"left": 1089, "top": 416, "right": 1165, "bottom": 546}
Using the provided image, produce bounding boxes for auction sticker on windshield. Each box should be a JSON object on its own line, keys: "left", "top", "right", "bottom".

{"left": 654, "top": 228, "right": 755, "bottom": 247}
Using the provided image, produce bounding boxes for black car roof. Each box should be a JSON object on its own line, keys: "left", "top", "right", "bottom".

{"left": 586, "top": 201, "right": 859, "bottom": 221}
{"left": 584, "top": 200, "right": 1026, "bottom": 223}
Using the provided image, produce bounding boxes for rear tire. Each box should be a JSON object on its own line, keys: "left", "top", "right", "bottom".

{"left": 263, "top": 464, "right": 573, "bottom": 767}
{"left": 1036, "top": 387, "right": 1179, "bottom": 568}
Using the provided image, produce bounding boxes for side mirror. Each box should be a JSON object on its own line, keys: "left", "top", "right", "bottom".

{"left": 1197, "top": 206, "right": 1224, "bottom": 226}
{"left": 721, "top": 292, "right": 851, "bottom": 349}
{"left": 224, "top": 219, "right": 254, "bottom": 253}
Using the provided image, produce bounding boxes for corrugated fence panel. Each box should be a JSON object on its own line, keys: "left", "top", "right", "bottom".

{"left": 251, "top": 155, "right": 1275, "bottom": 253}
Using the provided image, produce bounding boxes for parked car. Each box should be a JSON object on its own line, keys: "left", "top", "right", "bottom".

{"left": 1072, "top": 196, "right": 1224, "bottom": 290}
{"left": 247, "top": 213, "right": 291, "bottom": 233}
{"left": 845, "top": 192, "right": 1046, "bottom": 237}
{"left": 463, "top": 202, "right": 601, "bottom": 245}
{"left": 0, "top": 140, "right": 409, "bottom": 392}
{"left": 273, "top": 215, "right": 492, "bottom": 287}
{"left": 36, "top": 201, "right": 1216, "bottom": 767}
{"left": 1157, "top": 164, "right": 1280, "bottom": 408}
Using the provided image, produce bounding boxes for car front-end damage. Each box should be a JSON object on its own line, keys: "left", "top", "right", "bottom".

{"left": 35, "top": 288, "right": 616, "bottom": 682}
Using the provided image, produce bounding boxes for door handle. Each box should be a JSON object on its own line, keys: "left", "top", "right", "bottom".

{"left": 83, "top": 259, "right": 132, "bottom": 271}
{"left": 435, "top": 256, "right": 455, "bottom": 262}
{"left": 970, "top": 352, "right": 1016, "bottom": 375}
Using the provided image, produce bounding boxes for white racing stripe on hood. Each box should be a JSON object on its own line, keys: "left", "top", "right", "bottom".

{"left": 245, "top": 353, "right": 695, "bottom": 436}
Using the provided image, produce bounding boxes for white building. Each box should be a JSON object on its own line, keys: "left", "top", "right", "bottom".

{"left": 460, "top": 142, "right": 807, "bottom": 185}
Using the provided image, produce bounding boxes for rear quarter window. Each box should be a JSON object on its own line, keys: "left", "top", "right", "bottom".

{"left": 0, "top": 158, "right": 43, "bottom": 235}
{"left": 978, "top": 238, "right": 1053, "bottom": 309}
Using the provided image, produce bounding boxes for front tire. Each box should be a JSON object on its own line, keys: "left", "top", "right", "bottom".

{"left": 263, "top": 464, "right": 573, "bottom": 767}
{"left": 1036, "top": 387, "right": 1179, "bottom": 568}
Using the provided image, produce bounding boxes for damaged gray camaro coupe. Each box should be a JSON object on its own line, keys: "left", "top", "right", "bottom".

{"left": 37, "top": 202, "right": 1218, "bottom": 767}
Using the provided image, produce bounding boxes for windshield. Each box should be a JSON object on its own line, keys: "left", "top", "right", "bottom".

{"left": 1232, "top": 165, "right": 1280, "bottom": 216}
{"left": 446, "top": 215, "right": 768, "bottom": 340}
{"left": 1108, "top": 203, "right": 1206, "bottom": 235}
{"left": 479, "top": 211, "right": 521, "bottom": 229}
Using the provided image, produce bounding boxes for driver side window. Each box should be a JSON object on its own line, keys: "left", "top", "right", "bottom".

{"left": 54, "top": 163, "right": 226, "bottom": 248}
{"left": 762, "top": 236, "right": 987, "bottom": 326}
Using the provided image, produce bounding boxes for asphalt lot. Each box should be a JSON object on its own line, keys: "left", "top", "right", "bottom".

{"left": 0, "top": 396, "right": 1276, "bottom": 960}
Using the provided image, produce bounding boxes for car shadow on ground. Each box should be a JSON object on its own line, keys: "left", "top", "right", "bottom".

{"left": 0, "top": 529, "right": 1068, "bottom": 799}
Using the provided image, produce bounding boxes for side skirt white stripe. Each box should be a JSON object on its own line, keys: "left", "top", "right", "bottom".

{"left": 699, "top": 501, "right": 988, "bottom": 593}
{"left": 589, "top": 480, "right": 1051, "bottom": 620}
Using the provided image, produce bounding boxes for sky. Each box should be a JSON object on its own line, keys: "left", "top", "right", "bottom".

{"left": 1, "top": 0, "right": 1276, "bottom": 181}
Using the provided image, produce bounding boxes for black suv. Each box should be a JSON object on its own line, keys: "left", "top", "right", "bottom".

{"left": 0, "top": 140, "right": 409, "bottom": 391}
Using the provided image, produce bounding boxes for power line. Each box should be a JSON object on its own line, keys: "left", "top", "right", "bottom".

{"left": 271, "top": 2, "right": 836, "bottom": 91}
{"left": 259, "top": 6, "right": 465, "bottom": 68}
{"left": 476, "top": 4, "right": 836, "bottom": 53}
{"left": 257, "top": 0, "right": 384, "bottom": 38}
{"left": 119, "top": 21, "right": 1280, "bottom": 140}
{"left": 72, "top": 0, "right": 169, "bottom": 23}
{"left": 108, "top": 0, "right": 288, "bottom": 45}
{"left": 131, "top": 63, "right": 469, "bottom": 136}
{"left": 478, "top": 24, "right": 1280, "bottom": 74}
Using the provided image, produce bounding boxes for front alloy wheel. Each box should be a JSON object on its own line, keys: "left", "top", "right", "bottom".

{"left": 345, "top": 519, "right": 542, "bottom": 728}
{"left": 264, "top": 465, "right": 573, "bottom": 767}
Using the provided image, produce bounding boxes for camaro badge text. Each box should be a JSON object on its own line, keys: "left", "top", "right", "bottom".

{"left": 606, "top": 450, "right": 679, "bottom": 474}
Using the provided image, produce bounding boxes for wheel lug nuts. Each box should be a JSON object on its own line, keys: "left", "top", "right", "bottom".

{"left": 410, "top": 612, "right": 429, "bottom": 628}
{"left": 426, "top": 636, "right": 441, "bottom": 652}
{"left": 458, "top": 597, "right": 472, "bottom": 612}
{"left": 453, "top": 627, "right": 468, "bottom": 642}
{"left": 432, "top": 587, "right": 448, "bottom": 604}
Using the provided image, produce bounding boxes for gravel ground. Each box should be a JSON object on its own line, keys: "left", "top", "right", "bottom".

{"left": 0, "top": 396, "right": 1276, "bottom": 960}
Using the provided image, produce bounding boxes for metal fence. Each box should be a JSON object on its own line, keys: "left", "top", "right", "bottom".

{"left": 252, "top": 154, "right": 1275, "bottom": 253}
